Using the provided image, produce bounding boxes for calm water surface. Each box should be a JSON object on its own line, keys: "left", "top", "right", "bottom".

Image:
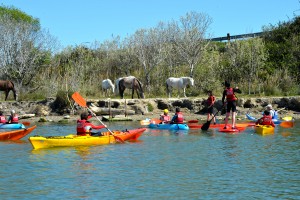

{"left": 0, "top": 121, "right": 299, "bottom": 199}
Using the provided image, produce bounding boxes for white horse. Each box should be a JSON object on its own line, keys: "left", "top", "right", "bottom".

{"left": 102, "top": 79, "right": 115, "bottom": 97}
{"left": 166, "top": 77, "right": 194, "bottom": 98}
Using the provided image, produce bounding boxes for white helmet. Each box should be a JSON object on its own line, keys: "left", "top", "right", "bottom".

{"left": 266, "top": 104, "right": 272, "bottom": 109}
{"left": 11, "top": 110, "right": 15, "bottom": 114}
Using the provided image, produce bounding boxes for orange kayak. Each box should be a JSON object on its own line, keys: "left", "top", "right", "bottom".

{"left": 0, "top": 125, "right": 37, "bottom": 140}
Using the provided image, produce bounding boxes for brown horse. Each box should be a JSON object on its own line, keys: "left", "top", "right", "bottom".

{"left": 118, "top": 76, "right": 145, "bottom": 99}
{"left": 0, "top": 80, "right": 17, "bottom": 101}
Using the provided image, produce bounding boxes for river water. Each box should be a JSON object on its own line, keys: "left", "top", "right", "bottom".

{"left": 0, "top": 121, "right": 299, "bottom": 199}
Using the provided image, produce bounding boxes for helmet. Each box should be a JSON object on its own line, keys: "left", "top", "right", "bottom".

{"left": 11, "top": 110, "right": 15, "bottom": 114}
{"left": 163, "top": 109, "right": 168, "bottom": 113}
{"left": 266, "top": 104, "right": 272, "bottom": 109}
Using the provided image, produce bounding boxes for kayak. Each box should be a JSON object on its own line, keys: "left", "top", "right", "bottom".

{"left": 246, "top": 114, "right": 281, "bottom": 124}
{"left": 188, "top": 122, "right": 255, "bottom": 129}
{"left": 255, "top": 125, "right": 275, "bottom": 135}
{"left": 28, "top": 127, "right": 146, "bottom": 150}
{"left": 148, "top": 123, "right": 189, "bottom": 130}
{"left": 218, "top": 125, "right": 246, "bottom": 133}
{"left": 0, "top": 123, "right": 26, "bottom": 129}
{"left": 0, "top": 125, "right": 37, "bottom": 140}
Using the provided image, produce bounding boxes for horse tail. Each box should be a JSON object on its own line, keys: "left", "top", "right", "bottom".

{"left": 115, "top": 79, "right": 120, "bottom": 95}
{"left": 166, "top": 79, "right": 169, "bottom": 95}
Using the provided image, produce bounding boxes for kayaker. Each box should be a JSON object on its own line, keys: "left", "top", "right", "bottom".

{"left": 266, "top": 104, "right": 276, "bottom": 119}
{"left": 0, "top": 111, "right": 7, "bottom": 124}
{"left": 206, "top": 90, "right": 216, "bottom": 125}
{"left": 7, "top": 110, "right": 19, "bottom": 124}
{"left": 77, "top": 112, "right": 106, "bottom": 136}
{"left": 160, "top": 109, "right": 171, "bottom": 123}
{"left": 222, "top": 81, "right": 241, "bottom": 129}
{"left": 256, "top": 110, "right": 275, "bottom": 127}
{"left": 170, "top": 107, "right": 184, "bottom": 124}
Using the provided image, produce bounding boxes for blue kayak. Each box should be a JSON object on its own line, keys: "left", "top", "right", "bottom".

{"left": 0, "top": 123, "right": 25, "bottom": 129}
{"left": 246, "top": 114, "right": 281, "bottom": 124}
{"left": 148, "top": 123, "right": 190, "bottom": 130}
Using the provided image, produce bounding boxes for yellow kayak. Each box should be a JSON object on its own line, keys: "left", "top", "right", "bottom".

{"left": 255, "top": 125, "right": 275, "bottom": 135}
{"left": 29, "top": 128, "right": 146, "bottom": 149}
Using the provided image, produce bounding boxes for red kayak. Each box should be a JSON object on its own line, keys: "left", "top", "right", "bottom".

{"left": 188, "top": 122, "right": 255, "bottom": 129}
{"left": 0, "top": 125, "right": 37, "bottom": 140}
{"left": 218, "top": 125, "right": 246, "bottom": 133}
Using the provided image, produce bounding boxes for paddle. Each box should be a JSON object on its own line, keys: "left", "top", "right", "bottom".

{"left": 201, "top": 106, "right": 223, "bottom": 131}
{"left": 71, "top": 92, "right": 124, "bottom": 143}
{"left": 279, "top": 121, "right": 294, "bottom": 128}
{"left": 21, "top": 121, "right": 30, "bottom": 126}
{"left": 150, "top": 118, "right": 162, "bottom": 124}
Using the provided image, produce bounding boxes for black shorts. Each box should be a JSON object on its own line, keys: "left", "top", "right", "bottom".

{"left": 226, "top": 101, "right": 237, "bottom": 112}
{"left": 207, "top": 106, "right": 214, "bottom": 114}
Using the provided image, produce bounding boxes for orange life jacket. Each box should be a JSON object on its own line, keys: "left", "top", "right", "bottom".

{"left": 160, "top": 115, "right": 170, "bottom": 122}
{"left": 225, "top": 87, "right": 237, "bottom": 102}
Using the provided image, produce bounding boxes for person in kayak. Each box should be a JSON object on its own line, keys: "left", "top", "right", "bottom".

{"left": 222, "top": 81, "right": 241, "bottom": 129}
{"left": 256, "top": 110, "right": 275, "bottom": 127}
{"left": 170, "top": 107, "right": 184, "bottom": 124}
{"left": 7, "top": 110, "right": 19, "bottom": 124}
{"left": 206, "top": 90, "right": 216, "bottom": 125}
{"left": 266, "top": 104, "right": 276, "bottom": 119}
{"left": 0, "top": 111, "right": 7, "bottom": 124}
{"left": 77, "top": 112, "right": 106, "bottom": 136}
{"left": 160, "top": 109, "right": 171, "bottom": 123}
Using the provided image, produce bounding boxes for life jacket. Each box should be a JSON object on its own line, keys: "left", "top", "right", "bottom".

{"left": 0, "top": 116, "right": 6, "bottom": 123}
{"left": 225, "top": 87, "right": 237, "bottom": 102}
{"left": 259, "top": 115, "right": 273, "bottom": 125}
{"left": 175, "top": 112, "right": 184, "bottom": 123}
{"left": 11, "top": 115, "right": 19, "bottom": 123}
{"left": 160, "top": 115, "right": 170, "bottom": 122}
{"left": 207, "top": 95, "right": 215, "bottom": 105}
{"left": 77, "top": 119, "right": 92, "bottom": 135}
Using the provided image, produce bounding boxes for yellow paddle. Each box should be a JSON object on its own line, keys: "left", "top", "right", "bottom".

{"left": 71, "top": 92, "right": 124, "bottom": 143}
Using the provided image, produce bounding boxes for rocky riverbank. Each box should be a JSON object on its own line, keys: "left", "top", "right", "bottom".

{"left": 0, "top": 96, "right": 299, "bottom": 124}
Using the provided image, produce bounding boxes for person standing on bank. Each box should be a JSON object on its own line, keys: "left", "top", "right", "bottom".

{"left": 222, "top": 81, "right": 241, "bottom": 129}
{"left": 206, "top": 90, "right": 216, "bottom": 124}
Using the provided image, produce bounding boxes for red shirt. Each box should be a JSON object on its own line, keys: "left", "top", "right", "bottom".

{"left": 207, "top": 95, "right": 215, "bottom": 106}
{"left": 0, "top": 116, "right": 6, "bottom": 123}
{"left": 225, "top": 87, "right": 237, "bottom": 102}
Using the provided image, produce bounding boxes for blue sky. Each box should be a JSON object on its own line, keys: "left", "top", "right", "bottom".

{"left": 1, "top": 0, "right": 299, "bottom": 48}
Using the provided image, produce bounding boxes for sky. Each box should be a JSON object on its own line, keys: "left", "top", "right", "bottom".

{"left": 1, "top": 0, "right": 299, "bottom": 49}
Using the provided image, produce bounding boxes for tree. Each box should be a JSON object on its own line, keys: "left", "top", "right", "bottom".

{"left": 0, "top": 6, "right": 58, "bottom": 96}
{"left": 169, "top": 11, "right": 212, "bottom": 77}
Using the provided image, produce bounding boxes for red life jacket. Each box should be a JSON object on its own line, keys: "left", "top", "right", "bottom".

{"left": 259, "top": 115, "right": 273, "bottom": 125}
{"left": 225, "top": 87, "right": 237, "bottom": 102}
{"left": 77, "top": 119, "right": 91, "bottom": 135}
{"left": 207, "top": 95, "right": 215, "bottom": 105}
{"left": 0, "top": 116, "right": 6, "bottom": 123}
{"left": 11, "top": 115, "right": 19, "bottom": 123}
{"left": 175, "top": 112, "right": 184, "bottom": 123}
{"left": 160, "top": 115, "right": 170, "bottom": 122}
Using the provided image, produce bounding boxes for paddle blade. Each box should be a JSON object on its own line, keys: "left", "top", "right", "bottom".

{"left": 282, "top": 116, "right": 293, "bottom": 121}
{"left": 188, "top": 119, "right": 198, "bottom": 123}
{"left": 201, "top": 121, "right": 211, "bottom": 131}
{"left": 150, "top": 118, "right": 162, "bottom": 124}
{"left": 280, "top": 121, "right": 294, "bottom": 128}
{"left": 21, "top": 121, "right": 30, "bottom": 126}
{"left": 72, "top": 92, "right": 87, "bottom": 107}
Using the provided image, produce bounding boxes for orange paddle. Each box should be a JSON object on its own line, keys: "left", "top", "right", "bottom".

{"left": 71, "top": 92, "right": 124, "bottom": 143}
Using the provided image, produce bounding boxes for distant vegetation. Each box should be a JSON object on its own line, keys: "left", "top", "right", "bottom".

{"left": 0, "top": 5, "right": 299, "bottom": 101}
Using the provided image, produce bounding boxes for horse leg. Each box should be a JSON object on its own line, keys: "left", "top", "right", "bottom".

{"left": 183, "top": 87, "right": 187, "bottom": 97}
{"left": 5, "top": 91, "right": 9, "bottom": 101}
